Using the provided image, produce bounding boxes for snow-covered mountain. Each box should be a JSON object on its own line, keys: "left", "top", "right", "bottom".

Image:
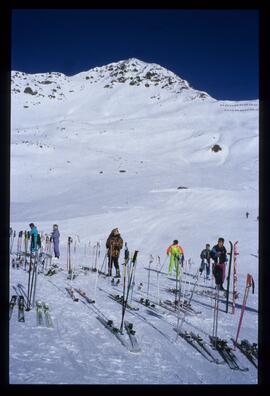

{"left": 10, "top": 58, "right": 259, "bottom": 384}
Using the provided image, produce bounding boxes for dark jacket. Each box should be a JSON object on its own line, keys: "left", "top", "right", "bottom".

{"left": 106, "top": 231, "right": 123, "bottom": 258}
{"left": 200, "top": 248, "right": 211, "bottom": 263}
{"left": 210, "top": 244, "right": 227, "bottom": 264}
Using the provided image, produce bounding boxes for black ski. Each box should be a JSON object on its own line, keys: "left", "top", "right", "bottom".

{"left": 209, "top": 336, "right": 248, "bottom": 371}
{"left": 74, "top": 288, "right": 95, "bottom": 304}
{"left": 9, "top": 295, "right": 17, "bottom": 320}
{"left": 96, "top": 316, "right": 130, "bottom": 350}
{"left": 108, "top": 294, "right": 139, "bottom": 311}
{"left": 174, "top": 330, "right": 216, "bottom": 363}
{"left": 65, "top": 287, "right": 79, "bottom": 302}
{"left": 225, "top": 241, "right": 233, "bottom": 313}
{"left": 232, "top": 338, "right": 258, "bottom": 368}
{"left": 18, "top": 296, "right": 25, "bottom": 322}
{"left": 161, "top": 299, "right": 201, "bottom": 315}
{"left": 124, "top": 321, "right": 141, "bottom": 352}
{"left": 189, "top": 332, "right": 224, "bottom": 364}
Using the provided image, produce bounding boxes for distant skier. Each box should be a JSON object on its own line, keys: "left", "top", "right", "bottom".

{"left": 246, "top": 212, "right": 249, "bottom": 219}
{"left": 51, "top": 224, "right": 60, "bottom": 259}
{"left": 199, "top": 243, "right": 211, "bottom": 279}
{"left": 29, "top": 223, "right": 39, "bottom": 254}
{"left": 166, "top": 240, "right": 184, "bottom": 277}
{"left": 210, "top": 237, "right": 228, "bottom": 291}
{"left": 106, "top": 228, "right": 123, "bottom": 277}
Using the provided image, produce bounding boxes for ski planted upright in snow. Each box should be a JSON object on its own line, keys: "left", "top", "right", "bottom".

{"left": 18, "top": 295, "right": 25, "bottom": 322}
{"left": 9, "top": 295, "right": 17, "bottom": 320}
{"left": 43, "top": 302, "right": 53, "bottom": 328}
{"left": 124, "top": 321, "right": 141, "bottom": 352}
{"left": 36, "top": 300, "right": 44, "bottom": 326}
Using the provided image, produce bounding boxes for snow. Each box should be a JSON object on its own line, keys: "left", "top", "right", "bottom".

{"left": 9, "top": 58, "right": 258, "bottom": 384}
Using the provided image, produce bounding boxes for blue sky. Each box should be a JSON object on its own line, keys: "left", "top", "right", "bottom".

{"left": 11, "top": 9, "right": 259, "bottom": 100}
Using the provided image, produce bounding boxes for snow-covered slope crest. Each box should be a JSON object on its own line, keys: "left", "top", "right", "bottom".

{"left": 11, "top": 58, "right": 212, "bottom": 119}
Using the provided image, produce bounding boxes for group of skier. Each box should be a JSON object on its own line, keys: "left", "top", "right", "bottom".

{"left": 25, "top": 222, "right": 229, "bottom": 291}
{"left": 165, "top": 237, "right": 228, "bottom": 291}
{"left": 28, "top": 223, "right": 60, "bottom": 259}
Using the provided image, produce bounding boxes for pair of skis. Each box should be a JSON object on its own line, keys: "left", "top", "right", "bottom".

{"left": 108, "top": 293, "right": 139, "bottom": 311}
{"left": 232, "top": 339, "right": 258, "bottom": 368}
{"left": 209, "top": 336, "right": 248, "bottom": 371}
{"left": 97, "top": 316, "right": 141, "bottom": 353}
{"left": 160, "top": 299, "right": 201, "bottom": 315}
{"left": 36, "top": 301, "right": 53, "bottom": 327}
{"left": 174, "top": 329, "right": 223, "bottom": 364}
{"left": 9, "top": 295, "right": 25, "bottom": 322}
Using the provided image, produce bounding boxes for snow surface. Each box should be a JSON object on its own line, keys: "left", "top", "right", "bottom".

{"left": 10, "top": 58, "right": 258, "bottom": 384}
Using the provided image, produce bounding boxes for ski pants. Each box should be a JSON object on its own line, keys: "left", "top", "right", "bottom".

{"left": 108, "top": 256, "right": 120, "bottom": 275}
{"left": 200, "top": 260, "right": 210, "bottom": 276}
{"left": 213, "top": 262, "right": 226, "bottom": 286}
{"left": 168, "top": 254, "right": 181, "bottom": 278}
{"left": 53, "top": 240, "right": 60, "bottom": 258}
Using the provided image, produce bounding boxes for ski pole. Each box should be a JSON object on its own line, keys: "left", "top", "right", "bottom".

{"left": 93, "top": 248, "right": 103, "bottom": 301}
{"left": 157, "top": 256, "right": 161, "bottom": 305}
{"left": 160, "top": 255, "right": 168, "bottom": 272}
{"left": 120, "top": 254, "right": 128, "bottom": 333}
{"left": 120, "top": 251, "right": 139, "bottom": 333}
{"left": 147, "top": 255, "right": 154, "bottom": 299}
{"left": 234, "top": 273, "right": 254, "bottom": 346}
{"left": 31, "top": 252, "right": 40, "bottom": 307}
{"left": 175, "top": 262, "right": 183, "bottom": 340}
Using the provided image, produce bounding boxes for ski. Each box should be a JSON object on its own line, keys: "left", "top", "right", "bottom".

{"left": 232, "top": 338, "right": 258, "bottom": 368}
{"left": 43, "top": 302, "right": 53, "bottom": 328}
{"left": 96, "top": 316, "right": 131, "bottom": 350}
{"left": 189, "top": 332, "right": 224, "bottom": 364}
{"left": 108, "top": 293, "right": 139, "bottom": 311}
{"left": 36, "top": 300, "right": 44, "bottom": 326}
{"left": 65, "top": 287, "right": 79, "bottom": 302}
{"left": 161, "top": 299, "right": 201, "bottom": 315}
{"left": 18, "top": 296, "right": 25, "bottom": 322}
{"left": 74, "top": 288, "right": 95, "bottom": 304}
{"left": 9, "top": 295, "right": 17, "bottom": 320}
{"left": 209, "top": 336, "right": 248, "bottom": 371}
{"left": 124, "top": 321, "right": 141, "bottom": 352}
{"left": 225, "top": 241, "right": 233, "bottom": 313}
{"left": 174, "top": 330, "right": 216, "bottom": 363}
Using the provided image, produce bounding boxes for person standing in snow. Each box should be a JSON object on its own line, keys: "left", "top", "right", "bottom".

{"left": 51, "top": 224, "right": 60, "bottom": 259}
{"left": 166, "top": 240, "right": 184, "bottom": 277}
{"left": 199, "top": 243, "right": 211, "bottom": 279}
{"left": 246, "top": 212, "right": 249, "bottom": 219}
{"left": 29, "top": 223, "right": 39, "bottom": 254}
{"left": 210, "top": 237, "right": 227, "bottom": 291}
{"left": 106, "top": 228, "right": 123, "bottom": 277}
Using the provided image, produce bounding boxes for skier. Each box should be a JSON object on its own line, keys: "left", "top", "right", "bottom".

{"left": 29, "top": 223, "right": 39, "bottom": 254}
{"left": 51, "top": 224, "right": 60, "bottom": 259}
{"left": 210, "top": 237, "right": 227, "bottom": 291}
{"left": 166, "top": 240, "right": 184, "bottom": 277}
{"left": 106, "top": 228, "right": 123, "bottom": 277}
{"left": 246, "top": 212, "right": 249, "bottom": 219}
{"left": 199, "top": 243, "right": 211, "bottom": 279}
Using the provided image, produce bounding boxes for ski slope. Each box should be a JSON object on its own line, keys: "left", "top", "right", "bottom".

{"left": 9, "top": 58, "right": 259, "bottom": 384}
